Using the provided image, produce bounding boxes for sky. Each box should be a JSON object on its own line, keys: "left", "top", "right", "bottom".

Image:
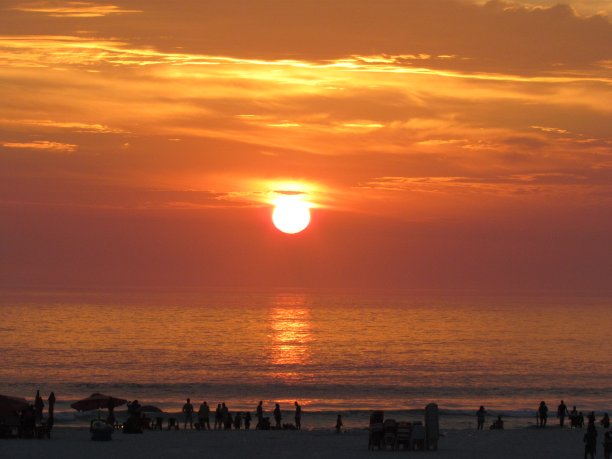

{"left": 1, "top": 0, "right": 611, "bottom": 292}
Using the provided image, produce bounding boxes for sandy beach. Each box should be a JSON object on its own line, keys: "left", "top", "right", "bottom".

{"left": 0, "top": 426, "right": 599, "bottom": 459}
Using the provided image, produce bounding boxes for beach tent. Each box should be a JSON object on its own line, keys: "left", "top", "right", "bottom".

{"left": 0, "top": 394, "right": 29, "bottom": 416}
{"left": 139, "top": 405, "right": 163, "bottom": 413}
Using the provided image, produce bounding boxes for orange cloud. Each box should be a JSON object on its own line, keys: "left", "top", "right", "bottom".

{"left": 2, "top": 140, "right": 77, "bottom": 152}
{"left": 11, "top": 1, "right": 141, "bottom": 17}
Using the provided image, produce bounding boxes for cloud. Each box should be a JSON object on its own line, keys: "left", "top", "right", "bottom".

{"left": 0, "top": 118, "right": 125, "bottom": 133}
{"left": 358, "top": 172, "right": 609, "bottom": 199}
{"left": 11, "top": 1, "right": 141, "bottom": 17}
{"left": 2, "top": 140, "right": 77, "bottom": 152}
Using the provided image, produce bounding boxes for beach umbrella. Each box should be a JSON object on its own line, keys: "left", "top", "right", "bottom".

{"left": 34, "top": 389, "right": 44, "bottom": 419}
{"left": 48, "top": 392, "right": 56, "bottom": 427}
{"left": 0, "top": 394, "right": 29, "bottom": 416}
{"left": 70, "top": 393, "right": 127, "bottom": 412}
{"left": 139, "top": 405, "right": 163, "bottom": 413}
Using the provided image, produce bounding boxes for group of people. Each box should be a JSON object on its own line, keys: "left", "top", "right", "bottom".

{"left": 180, "top": 399, "right": 303, "bottom": 431}
{"left": 476, "top": 406, "right": 503, "bottom": 430}
{"left": 475, "top": 400, "right": 611, "bottom": 433}
{"left": 539, "top": 400, "right": 610, "bottom": 430}
{"left": 476, "top": 401, "right": 612, "bottom": 459}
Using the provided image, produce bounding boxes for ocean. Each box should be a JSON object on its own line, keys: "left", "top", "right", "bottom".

{"left": 1, "top": 290, "right": 610, "bottom": 430}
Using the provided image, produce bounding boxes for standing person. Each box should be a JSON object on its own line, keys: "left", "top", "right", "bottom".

{"left": 182, "top": 398, "right": 194, "bottom": 429}
{"left": 538, "top": 401, "right": 548, "bottom": 428}
{"left": 294, "top": 401, "right": 302, "bottom": 430}
{"left": 233, "top": 412, "right": 242, "bottom": 430}
{"left": 584, "top": 423, "right": 598, "bottom": 459}
{"left": 557, "top": 400, "right": 568, "bottom": 428}
{"left": 244, "top": 412, "right": 251, "bottom": 430}
{"left": 198, "top": 401, "right": 210, "bottom": 430}
{"left": 476, "top": 406, "right": 486, "bottom": 430}
{"left": 335, "top": 414, "right": 343, "bottom": 433}
{"left": 570, "top": 406, "right": 579, "bottom": 427}
{"left": 47, "top": 392, "right": 56, "bottom": 429}
{"left": 221, "top": 402, "right": 229, "bottom": 429}
{"left": 273, "top": 403, "right": 282, "bottom": 429}
{"left": 256, "top": 401, "right": 264, "bottom": 427}
{"left": 587, "top": 411, "right": 596, "bottom": 426}
{"left": 215, "top": 403, "right": 222, "bottom": 430}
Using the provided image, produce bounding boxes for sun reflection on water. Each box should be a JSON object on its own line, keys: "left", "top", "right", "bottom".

{"left": 269, "top": 295, "right": 312, "bottom": 380}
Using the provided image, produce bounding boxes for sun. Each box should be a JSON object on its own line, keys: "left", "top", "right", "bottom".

{"left": 272, "top": 196, "right": 311, "bottom": 234}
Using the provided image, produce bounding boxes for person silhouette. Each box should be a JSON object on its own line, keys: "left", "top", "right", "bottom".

{"left": 182, "top": 398, "right": 194, "bottom": 429}
{"left": 476, "top": 406, "right": 486, "bottom": 430}
{"left": 198, "top": 401, "right": 210, "bottom": 430}
{"left": 273, "top": 403, "right": 282, "bottom": 428}
{"left": 557, "top": 400, "right": 568, "bottom": 428}
{"left": 244, "top": 412, "right": 251, "bottom": 430}
{"left": 294, "top": 401, "right": 302, "bottom": 430}
{"left": 538, "top": 401, "right": 548, "bottom": 428}
{"left": 335, "top": 414, "right": 343, "bottom": 433}
{"left": 233, "top": 412, "right": 242, "bottom": 430}
{"left": 570, "top": 406, "right": 579, "bottom": 427}
{"left": 256, "top": 401, "right": 264, "bottom": 426}
{"left": 215, "top": 403, "right": 222, "bottom": 430}
{"left": 584, "top": 423, "right": 598, "bottom": 459}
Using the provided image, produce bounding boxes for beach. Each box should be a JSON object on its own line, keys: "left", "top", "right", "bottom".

{"left": 0, "top": 426, "right": 598, "bottom": 459}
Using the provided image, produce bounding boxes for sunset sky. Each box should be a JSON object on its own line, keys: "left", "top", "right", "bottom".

{"left": 1, "top": 0, "right": 611, "bottom": 292}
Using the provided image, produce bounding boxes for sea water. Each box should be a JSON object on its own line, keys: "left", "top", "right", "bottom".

{"left": 1, "top": 290, "right": 610, "bottom": 430}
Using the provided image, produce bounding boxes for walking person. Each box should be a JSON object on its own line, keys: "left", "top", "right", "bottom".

{"left": 273, "top": 403, "right": 282, "bottom": 429}
{"left": 182, "top": 398, "right": 194, "bottom": 429}
{"left": 294, "top": 401, "right": 302, "bottom": 430}
{"left": 244, "top": 412, "right": 251, "bottom": 430}
{"left": 557, "top": 400, "right": 568, "bottom": 428}
{"left": 584, "top": 423, "right": 598, "bottom": 459}
{"left": 476, "top": 406, "right": 486, "bottom": 430}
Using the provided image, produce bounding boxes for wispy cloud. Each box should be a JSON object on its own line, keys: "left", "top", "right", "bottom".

{"left": 0, "top": 118, "right": 125, "bottom": 133}
{"left": 11, "top": 1, "right": 141, "bottom": 18}
{"left": 2, "top": 140, "right": 77, "bottom": 152}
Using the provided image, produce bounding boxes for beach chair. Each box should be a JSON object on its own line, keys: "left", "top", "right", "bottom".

{"left": 35, "top": 419, "right": 51, "bottom": 439}
{"left": 395, "top": 421, "right": 412, "bottom": 450}
{"left": 0, "top": 415, "right": 21, "bottom": 438}
{"left": 167, "top": 417, "right": 179, "bottom": 430}
{"left": 411, "top": 422, "right": 426, "bottom": 450}
{"left": 381, "top": 419, "right": 397, "bottom": 450}
{"left": 153, "top": 417, "right": 163, "bottom": 430}
{"left": 90, "top": 419, "right": 113, "bottom": 441}
{"left": 425, "top": 403, "right": 440, "bottom": 451}
{"left": 368, "top": 411, "right": 384, "bottom": 451}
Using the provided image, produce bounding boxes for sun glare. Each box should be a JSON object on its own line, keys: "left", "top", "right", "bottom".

{"left": 272, "top": 196, "right": 311, "bottom": 234}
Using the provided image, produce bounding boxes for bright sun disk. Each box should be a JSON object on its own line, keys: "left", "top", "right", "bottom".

{"left": 272, "top": 196, "right": 311, "bottom": 234}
